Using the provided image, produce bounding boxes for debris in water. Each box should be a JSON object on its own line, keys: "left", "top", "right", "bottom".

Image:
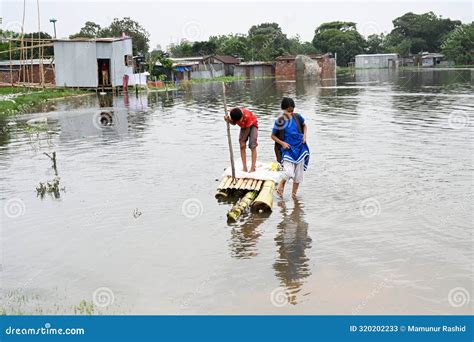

{"left": 36, "top": 177, "right": 65, "bottom": 199}
{"left": 133, "top": 208, "right": 142, "bottom": 219}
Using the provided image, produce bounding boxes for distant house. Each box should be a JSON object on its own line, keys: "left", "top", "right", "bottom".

{"left": 0, "top": 59, "right": 55, "bottom": 85}
{"left": 275, "top": 54, "right": 336, "bottom": 80}
{"left": 355, "top": 53, "right": 399, "bottom": 69}
{"left": 209, "top": 55, "right": 240, "bottom": 76}
{"left": 234, "top": 62, "right": 275, "bottom": 78}
{"left": 421, "top": 53, "right": 448, "bottom": 67}
{"left": 53, "top": 37, "right": 134, "bottom": 88}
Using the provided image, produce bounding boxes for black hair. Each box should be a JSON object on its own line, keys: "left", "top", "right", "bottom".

{"left": 281, "top": 97, "right": 295, "bottom": 110}
{"left": 230, "top": 108, "right": 243, "bottom": 121}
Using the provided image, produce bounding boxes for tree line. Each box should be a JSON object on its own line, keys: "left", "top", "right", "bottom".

{"left": 0, "top": 12, "right": 472, "bottom": 66}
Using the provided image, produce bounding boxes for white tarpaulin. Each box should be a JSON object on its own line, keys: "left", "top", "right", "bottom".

{"left": 222, "top": 161, "right": 284, "bottom": 183}
{"left": 125, "top": 72, "right": 149, "bottom": 86}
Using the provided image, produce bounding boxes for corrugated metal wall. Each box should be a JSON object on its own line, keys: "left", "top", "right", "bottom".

{"left": 54, "top": 41, "right": 97, "bottom": 87}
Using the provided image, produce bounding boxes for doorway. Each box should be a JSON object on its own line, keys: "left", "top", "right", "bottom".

{"left": 98, "top": 59, "right": 111, "bottom": 86}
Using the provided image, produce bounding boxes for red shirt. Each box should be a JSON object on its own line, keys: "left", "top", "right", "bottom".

{"left": 232, "top": 108, "right": 258, "bottom": 129}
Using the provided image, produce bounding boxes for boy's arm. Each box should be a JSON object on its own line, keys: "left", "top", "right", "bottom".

{"left": 302, "top": 123, "right": 307, "bottom": 143}
{"left": 224, "top": 115, "right": 237, "bottom": 125}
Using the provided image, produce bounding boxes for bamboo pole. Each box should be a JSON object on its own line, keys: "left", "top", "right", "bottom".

{"left": 222, "top": 82, "right": 236, "bottom": 182}
{"left": 9, "top": 40, "right": 13, "bottom": 86}
{"left": 251, "top": 180, "right": 276, "bottom": 213}
{"left": 227, "top": 190, "right": 258, "bottom": 222}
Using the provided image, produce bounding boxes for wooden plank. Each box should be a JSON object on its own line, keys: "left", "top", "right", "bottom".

{"left": 235, "top": 178, "right": 244, "bottom": 189}
{"left": 217, "top": 176, "right": 230, "bottom": 190}
{"left": 231, "top": 178, "right": 241, "bottom": 189}
{"left": 245, "top": 179, "right": 253, "bottom": 190}
{"left": 249, "top": 179, "right": 257, "bottom": 190}
{"left": 223, "top": 177, "right": 233, "bottom": 189}
{"left": 255, "top": 180, "right": 263, "bottom": 191}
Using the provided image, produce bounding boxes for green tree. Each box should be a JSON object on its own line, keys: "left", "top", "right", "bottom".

{"left": 441, "top": 23, "right": 474, "bottom": 65}
{"left": 69, "top": 21, "right": 102, "bottom": 39}
{"left": 288, "top": 35, "right": 318, "bottom": 55}
{"left": 69, "top": 17, "right": 150, "bottom": 55}
{"left": 169, "top": 41, "right": 193, "bottom": 57}
{"left": 211, "top": 34, "right": 249, "bottom": 59}
{"left": 146, "top": 49, "right": 173, "bottom": 78}
{"left": 386, "top": 12, "right": 461, "bottom": 54}
{"left": 248, "top": 22, "right": 290, "bottom": 60}
{"left": 312, "top": 21, "right": 366, "bottom": 66}
{"left": 366, "top": 33, "right": 386, "bottom": 54}
{"left": 106, "top": 17, "right": 150, "bottom": 55}
{"left": 191, "top": 41, "right": 217, "bottom": 56}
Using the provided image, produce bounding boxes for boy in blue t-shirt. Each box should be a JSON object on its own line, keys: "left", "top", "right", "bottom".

{"left": 271, "top": 97, "right": 310, "bottom": 199}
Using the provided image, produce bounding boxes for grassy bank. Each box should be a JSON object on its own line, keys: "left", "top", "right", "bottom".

{"left": 0, "top": 87, "right": 92, "bottom": 116}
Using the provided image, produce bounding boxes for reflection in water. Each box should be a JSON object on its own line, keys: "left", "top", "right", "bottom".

{"left": 229, "top": 214, "right": 269, "bottom": 259}
{"left": 273, "top": 199, "right": 312, "bottom": 305}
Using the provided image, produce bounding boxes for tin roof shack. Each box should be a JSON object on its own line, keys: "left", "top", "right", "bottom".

{"left": 355, "top": 53, "right": 399, "bottom": 69}
{"left": 275, "top": 54, "right": 335, "bottom": 80}
{"left": 421, "top": 53, "right": 449, "bottom": 67}
{"left": 209, "top": 55, "right": 240, "bottom": 76}
{"left": 53, "top": 37, "right": 133, "bottom": 88}
{"left": 0, "top": 59, "right": 55, "bottom": 85}
{"left": 234, "top": 62, "right": 275, "bottom": 78}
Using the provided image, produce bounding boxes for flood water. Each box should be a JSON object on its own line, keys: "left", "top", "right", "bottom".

{"left": 0, "top": 69, "right": 472, "bottom": 315}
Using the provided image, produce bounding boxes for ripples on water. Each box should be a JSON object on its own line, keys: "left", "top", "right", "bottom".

{"left": 0, "top": 69, "right": 472, "bottom": 314}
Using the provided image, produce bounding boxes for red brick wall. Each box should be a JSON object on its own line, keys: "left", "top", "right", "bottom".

{"left": 275, "top": 60, "right": 295, "bottom": 79}
{"left": 0, "top": 65, "right": 55, "bottom": 85}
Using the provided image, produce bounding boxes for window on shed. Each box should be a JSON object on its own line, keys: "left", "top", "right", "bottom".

{"left": 124, "top": 55, "right": 133, "bottom": 67}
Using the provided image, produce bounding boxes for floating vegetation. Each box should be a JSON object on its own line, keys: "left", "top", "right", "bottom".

{"left": 74, "top": 300, "right": 95, "bottom": 315}
{"left": 36, "top": 177, "right": 65, "bottom": 199}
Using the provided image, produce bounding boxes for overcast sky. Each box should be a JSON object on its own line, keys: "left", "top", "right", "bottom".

{"left": 1, "top": 0, "right": 472, "bottom": 49}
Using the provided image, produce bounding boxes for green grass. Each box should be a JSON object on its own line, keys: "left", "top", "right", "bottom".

{"left": 0, "top": 87, "right": 92, "bottom": 116}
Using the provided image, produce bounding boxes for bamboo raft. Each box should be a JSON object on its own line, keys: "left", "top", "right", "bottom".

{"left": 216, "top": 162, "right": 281, "bottom": 222}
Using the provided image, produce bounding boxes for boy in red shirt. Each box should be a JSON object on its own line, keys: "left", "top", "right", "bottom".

{"left": 224, "top": 107, "right": 258, "bottom": 172}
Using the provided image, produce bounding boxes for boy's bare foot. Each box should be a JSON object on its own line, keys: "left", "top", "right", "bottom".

{"left": 242, "top": 167, "right": 248, "bottom": 172}
{"left": 249, "top": 166, "right": 256, "bottom": 173}
{"left": 276, "top": 187, "right": 284, "bottom": 197}
{"left": 291, "top": 192, "right": 297, "bottom": 200}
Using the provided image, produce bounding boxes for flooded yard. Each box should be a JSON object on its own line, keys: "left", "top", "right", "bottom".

{"left": 0, "top": 69, "right": 472, "bottom": 314}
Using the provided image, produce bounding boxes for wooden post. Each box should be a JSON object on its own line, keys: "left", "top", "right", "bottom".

{"left": 9, "top": 40, "right": 13, "bottom": 86}
{"left": 222, "top": 82, "right": 236, "bottom": 181}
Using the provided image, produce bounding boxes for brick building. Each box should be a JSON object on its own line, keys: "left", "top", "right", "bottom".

{"left": 0, "top": 59, "right": 55, "bottom": 85}
{"left": 275, "top": 54, "right": 336, "bottom": 80}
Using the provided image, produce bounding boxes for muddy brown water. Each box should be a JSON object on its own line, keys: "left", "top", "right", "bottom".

{"left": 0, "top": 69, "right": 472, "bottom": 314}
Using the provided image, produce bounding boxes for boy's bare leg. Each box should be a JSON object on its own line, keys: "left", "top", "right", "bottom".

{"left": 249, "top": 148, "right": 257, "bottom": 172}
{"left": 292, "top": 182, "right": 300, "bottom": 199}
{"left": 240, "top": 145, "right": 248, "bottom": 172}
{"left": 276, "top": 179, "right": 286, "bottom": 197}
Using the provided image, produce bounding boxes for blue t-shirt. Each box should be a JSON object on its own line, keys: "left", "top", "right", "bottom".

{"left": 272, "top": 113, "right": 310, "bottom": 169}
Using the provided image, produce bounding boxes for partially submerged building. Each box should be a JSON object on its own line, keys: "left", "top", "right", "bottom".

{"left": 355, "top": 53, "right": 399, "bottom": 69}
{"left": 421, "top": 53, "right": 448, "bottom": 67}
{"left": 275, "top": 54, "right": 336, "bottom": 80}
{"left": 53, "top": 37, "right": 134, "bottom": 88}
{"left": 234, "top": 62, "right": 275, "bottom": 78}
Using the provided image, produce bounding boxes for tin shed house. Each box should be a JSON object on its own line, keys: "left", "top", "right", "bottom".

{"left": 355, "top": 53, "right": 399, "bottom": 69}
{"left": 53, "top": 37, "right": 134, "bottom": 88}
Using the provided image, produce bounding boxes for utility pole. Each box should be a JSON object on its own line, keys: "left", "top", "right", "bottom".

{"left": 49, "top": 18, "right": 57, "bottom": 38}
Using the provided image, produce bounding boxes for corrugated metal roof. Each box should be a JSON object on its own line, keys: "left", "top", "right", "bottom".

{"left": 213, "top": 55, "right": 240, "bottom": 64}
{"left": 355, "top": 53, "right": 398, "bottom": 57}
{"left": 53, "top": 37, "right": 132, "bottom": 43}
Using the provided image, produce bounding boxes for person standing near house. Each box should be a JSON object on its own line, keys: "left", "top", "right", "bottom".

{"left": 101, "top": 62, "right": 109, "bottom": 86}
{"left": 271, "top": 97, "right": 310, "bottom": 199}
